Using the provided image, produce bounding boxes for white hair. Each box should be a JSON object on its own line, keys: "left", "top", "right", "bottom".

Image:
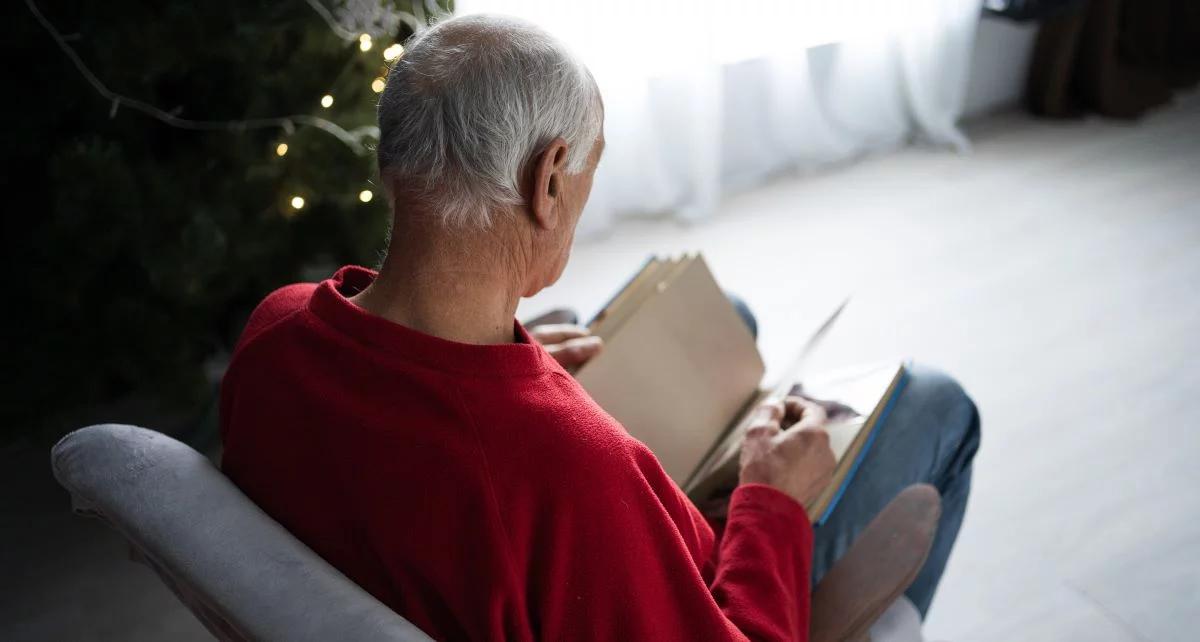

{"left": 376, "top": 14, "right": 603, "bottom": 228}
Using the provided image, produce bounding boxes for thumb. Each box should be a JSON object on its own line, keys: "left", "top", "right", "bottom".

{"left": 546, "top": 336, "right": 603, "bottom": 369}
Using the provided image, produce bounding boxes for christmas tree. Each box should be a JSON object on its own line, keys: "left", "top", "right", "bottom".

{"left": 7, "top": 0, "right": 451, "bottom": 442}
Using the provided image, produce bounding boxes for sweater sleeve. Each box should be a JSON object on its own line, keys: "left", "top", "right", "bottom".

{"left": 535, "top": 451, "right": 813, "bottom": 641}
{"left": 711, "top": 484, "right": 815, "bottom": 640}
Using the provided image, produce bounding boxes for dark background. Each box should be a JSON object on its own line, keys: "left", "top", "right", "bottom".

{"left": 3, "top": 1, "right": 458, "bottom": 446}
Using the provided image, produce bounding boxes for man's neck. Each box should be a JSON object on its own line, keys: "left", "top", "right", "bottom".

{"left": 350, "top": 217, "right": 530, "bottom": 346}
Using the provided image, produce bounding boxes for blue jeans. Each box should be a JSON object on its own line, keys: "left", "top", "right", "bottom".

{"left": 728, "top": 295, "right": 980, "bottom": 618}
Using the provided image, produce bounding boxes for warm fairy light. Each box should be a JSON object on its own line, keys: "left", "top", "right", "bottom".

{"left": 358, "top": 33, "right": 373, "bottom": 52}
{"left": 290, "top": 196, "right": 306, "bottom": 210}
{"left": 359, "top": 189, "right": 374, "bottom": 203}
{"left": 371, "top": 77, "right": 386, "bottom": 93}
{"left": 383, "top": 44, "right": 404, "bottom": 61}
{"left": 275, "top": 142, "right": 288, "bottom": 157}
{"left": 320, "top": 94, "right": 334, "bottom": 108}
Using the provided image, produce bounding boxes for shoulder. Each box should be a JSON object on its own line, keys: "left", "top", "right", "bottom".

{"left": 239, "top": 283, "right": 317, "bottom": 347}
{"left": 224, "top": 283, "right": 317, "bottom": 383}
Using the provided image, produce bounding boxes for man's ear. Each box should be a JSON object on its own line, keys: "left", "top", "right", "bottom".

{"left": 530, "top": 138, "right": 569, "bottom": 231}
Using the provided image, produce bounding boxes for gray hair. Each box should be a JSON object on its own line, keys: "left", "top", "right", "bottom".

{"left": 376, "top": 14, "right": 603, "bottom": 228}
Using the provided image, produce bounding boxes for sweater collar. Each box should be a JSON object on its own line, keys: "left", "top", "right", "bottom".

{"left": 307, "top": 266, "right": 555, "bottom": 378}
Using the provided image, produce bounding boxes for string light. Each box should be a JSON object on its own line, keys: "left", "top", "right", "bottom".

{"left": 383, "top": 44, "right": 404, "bottom": 61}
{"left": 25, "top": 0, "right": 375, "bottom": 155}
{"left": 27, "top": 0, "right": 430, "bottom": 221}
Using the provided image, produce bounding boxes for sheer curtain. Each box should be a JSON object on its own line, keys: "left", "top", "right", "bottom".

{"left": 458, "top": 0, "right": 983, "bottom": 236}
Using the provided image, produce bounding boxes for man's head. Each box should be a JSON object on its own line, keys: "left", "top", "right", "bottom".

{"left": 376, "top": 14, "right": 604, "bottom": 296}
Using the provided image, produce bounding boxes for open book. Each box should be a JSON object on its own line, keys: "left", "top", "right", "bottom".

{"left": 575, "top": 254, "right": 908, "bottom": 524}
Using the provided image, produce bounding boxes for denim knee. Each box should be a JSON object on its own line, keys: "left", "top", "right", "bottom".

{"left": 906, "top": 365, "right": 981, "bottom": 482}
{"left": 724, "top": 292, "right": 758, "bottom": 339}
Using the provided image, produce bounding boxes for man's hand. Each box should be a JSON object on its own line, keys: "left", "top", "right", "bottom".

{"left": 529, "top": 324, "right": 603, "bottom": 371}
{"left": 739, "top": 396, "right": 836, "bottom": 519}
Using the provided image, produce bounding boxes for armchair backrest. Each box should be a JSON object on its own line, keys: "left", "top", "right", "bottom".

{"left": 50, "top": 424, "right": 432, "bottom": 642}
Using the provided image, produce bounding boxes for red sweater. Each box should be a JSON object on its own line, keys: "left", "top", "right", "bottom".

{"left": 221, "top": 266, "right": 813, "bottom": 641}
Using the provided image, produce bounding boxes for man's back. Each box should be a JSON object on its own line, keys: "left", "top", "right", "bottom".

{"left": 220, "top": 267, "right": 802, "bottom": 640}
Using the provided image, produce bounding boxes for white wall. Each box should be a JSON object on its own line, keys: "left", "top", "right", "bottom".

{"left": 962, "top": 15, "right": 1040, "bottom": 118}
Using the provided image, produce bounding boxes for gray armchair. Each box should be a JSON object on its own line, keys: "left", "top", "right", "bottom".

{"left": 51, "top": 423, "right": 431, "bottom": 641}
{"left": 51, "top": 424, "right": 934, "bottom": 641}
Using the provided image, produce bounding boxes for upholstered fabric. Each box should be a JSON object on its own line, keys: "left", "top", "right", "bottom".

{"left": 51, "top": 424, "right": 432, "bottom": 642}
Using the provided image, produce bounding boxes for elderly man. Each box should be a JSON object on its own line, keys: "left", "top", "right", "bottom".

{"left": 221, "top": 14, "right": 979, "bottom": 641}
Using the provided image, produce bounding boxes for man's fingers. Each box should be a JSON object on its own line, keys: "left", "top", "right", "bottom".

{"left": 749, "top": 400, "right": 784, "bottom": 425}
{"left": 530, "top": 324, "right": 591, "bottom": 346}
{"left": 743, "top": 402, "right": 783, "bottom": 448}
{"left": 740, "top": 424, "right": 779, "bottom": 466}
{"left": 744, "top": 424, "right": 781, "bottom": 440}
{"left": 545, "top": 335, "right": 603, "bottom": 368}
{"left": 780, "top": 423, "right": 834, "bottom": 461}
{"left": 532, "top": 324, "right": 602, "bottom": 370}
{"left": 783, "top": 397, "right": 805, "bottom": 416}
{"left": 784, "top": 396, "right": 828, "bottom": 430}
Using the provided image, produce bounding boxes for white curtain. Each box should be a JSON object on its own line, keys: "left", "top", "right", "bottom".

{"left": 458, "top": 0, "right": 983, "bottom": 236}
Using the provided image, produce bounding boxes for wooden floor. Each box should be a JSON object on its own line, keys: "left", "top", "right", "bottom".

{"left": 525, "top": 93, "right": 1200, "bottom": 641}
{"left": 4, "top": 95, "right": 1197, "bottom": 640}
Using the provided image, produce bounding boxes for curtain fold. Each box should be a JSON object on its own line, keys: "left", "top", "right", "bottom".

{"left": 458, "top": 0, "right": 983, "bottom": 236}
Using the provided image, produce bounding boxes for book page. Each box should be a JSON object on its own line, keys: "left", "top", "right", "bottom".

{"left": 686, "top": 362, "right": 904, "bottom": 510}
{"left": 596, "top": 255, "right": 689, "bottom": 341}
{"left": 796, "top": 363, "right": 899, "bottom": 458}
{"left": 576, "top": 256, "right": 765, "bottom": 484}
{"left": 589, "top": 258, "right": 665, "bottom": 338}
{"left": 685, "top": 299, "right": 848, "bottom": 491}
{"left": 805, "top": 362, "right": 905, "bottom": 518}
